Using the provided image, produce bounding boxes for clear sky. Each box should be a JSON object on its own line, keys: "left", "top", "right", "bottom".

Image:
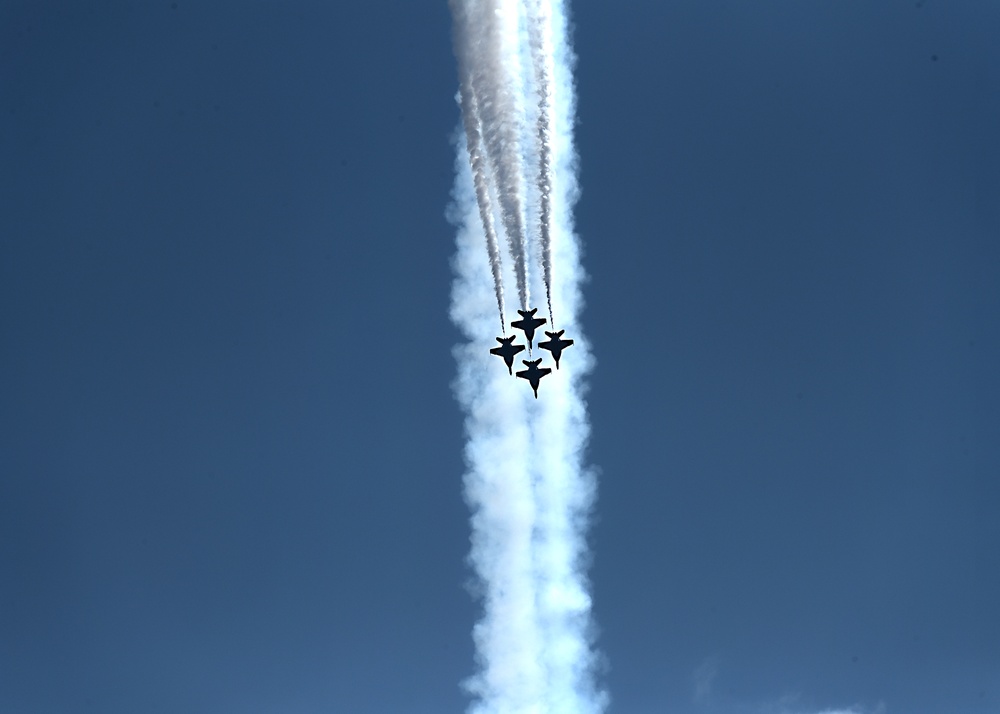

{"left": 1, "top": 2, "right": 997, "bottom": 714}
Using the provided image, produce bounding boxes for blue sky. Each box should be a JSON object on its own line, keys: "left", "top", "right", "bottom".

{"left": 1, "top": 2, "right": 997, "bottom": 713}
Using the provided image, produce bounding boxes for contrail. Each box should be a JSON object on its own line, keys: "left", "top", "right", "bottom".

{"left": 450, "top": 166, "right": 546, "bottom": 712}
{"left": 449, "top": 1, "right": 605, "bottom": 713}
{"left": 525, "top": 0, "right": 556, "bottom": 326}
{"left": 453, "top": 18, "right": 507, "bottom": 332}
{"left": 452, "top": 0, "right": 532, "bottom": 312}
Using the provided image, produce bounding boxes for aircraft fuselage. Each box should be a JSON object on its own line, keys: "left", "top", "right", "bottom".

{"left": 511, "top": 309, "right": 547, "bottom": 350}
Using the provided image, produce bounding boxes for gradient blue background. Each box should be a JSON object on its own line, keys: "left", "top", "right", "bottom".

{"left": 2, "top": 2, "right": 997, "bottom": 713}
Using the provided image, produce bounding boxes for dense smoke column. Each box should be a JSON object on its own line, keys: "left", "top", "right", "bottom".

{"left": 449, "top": 0, "right": 606, "bottom": 712}
{"left": 450, "top": 160, "right": 547, "bottom": 713}
{"left": 525, "top": 1, "right": 604, "bottom": 710}
{"left": 525, "top": 0, "right": 556, "bottom": 326}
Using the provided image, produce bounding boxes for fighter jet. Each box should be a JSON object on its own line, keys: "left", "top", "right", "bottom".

{"left": 516, "top": 358, "right": 552, "bottom": 399}
{"left": 510, "top": 308, "right": 547, "bottom": 350}
{"left": 489, "top": 335, "right": 526, "bottom": 375}
{"left": 538, "top": 330, "right": 574, "bottom": 369}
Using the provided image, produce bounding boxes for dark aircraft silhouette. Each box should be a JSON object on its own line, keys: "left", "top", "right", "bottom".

{"left": 538, "top": 330, "right": 574, "bottom": 369}
{"left": 489, "top": 335, "right": 526, "bottom": 375}
{"left": 516, "top": 358, "right": 552, "bottom": 398}
{"left": 510, "top": 308, "right": 547, "bottom": 350}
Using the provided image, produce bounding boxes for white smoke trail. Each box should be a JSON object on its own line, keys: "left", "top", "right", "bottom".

{"left": 522, "top": 4, "right": 603, "bottom": 710}
{"left": 450, "top": 159, "right": 547, "bottom": 713}
{"left": 453, "top": 23, "right": 507, "bottom": 332}
{"left": 453, "top": 0, "right": 532, "bottom": 312}
{"left": 449, "top": 1, "right": 605, "bottom": 713}
{"left": 524, "top": 0, "right": 556, "bottom": 326}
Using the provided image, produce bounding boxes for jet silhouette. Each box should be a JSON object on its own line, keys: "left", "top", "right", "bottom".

{"left": 516, "top": 358, "right": 552, "bottom": 398}
{"left": 510, "top": 308, "right": 547, "bottom": 350}
{"left": 538, "top": 330, "right": 574, "bottom": 369}
{"left": 489, "top": 335, "right": 526, "bottom": 375}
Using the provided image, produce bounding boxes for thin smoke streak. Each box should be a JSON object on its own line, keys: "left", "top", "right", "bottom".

{"left": 459, "top": 0, "right": 531, "bottom": 312}
{"left": 525, "top": 0, "right": 556, "bottom": 326}
{"left": 453, "top": 21, "right": 507, "bottom": 331}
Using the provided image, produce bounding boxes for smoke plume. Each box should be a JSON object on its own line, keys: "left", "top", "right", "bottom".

{"left": 454, "top": 70, "right": 507, "bottom": 332}
{"left": 451, "top": 0, "right": 532, "bottom": 313}
{"left": 525, "top": 0, "right": 556, "bottom": 326}
{"left": 449, "top": 1, "right": 605, "bottom": 712}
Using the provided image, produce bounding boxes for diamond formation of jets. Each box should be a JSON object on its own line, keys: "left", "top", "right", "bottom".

{"left": 489, "top": 307, "right": 573, "bottom": 398}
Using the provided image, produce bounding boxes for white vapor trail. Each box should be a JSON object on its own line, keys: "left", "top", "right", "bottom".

{"left": 451, "top": 0, "right": 532, "bottom": 312}
{"left": 454, "top": 57, "right": 507, "bottom": 332}
{"left": 449, "top": 1, "right": 605, "bottom": 713}
{"left": 524, "top": 0, "right": 556, "bottom": 326}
